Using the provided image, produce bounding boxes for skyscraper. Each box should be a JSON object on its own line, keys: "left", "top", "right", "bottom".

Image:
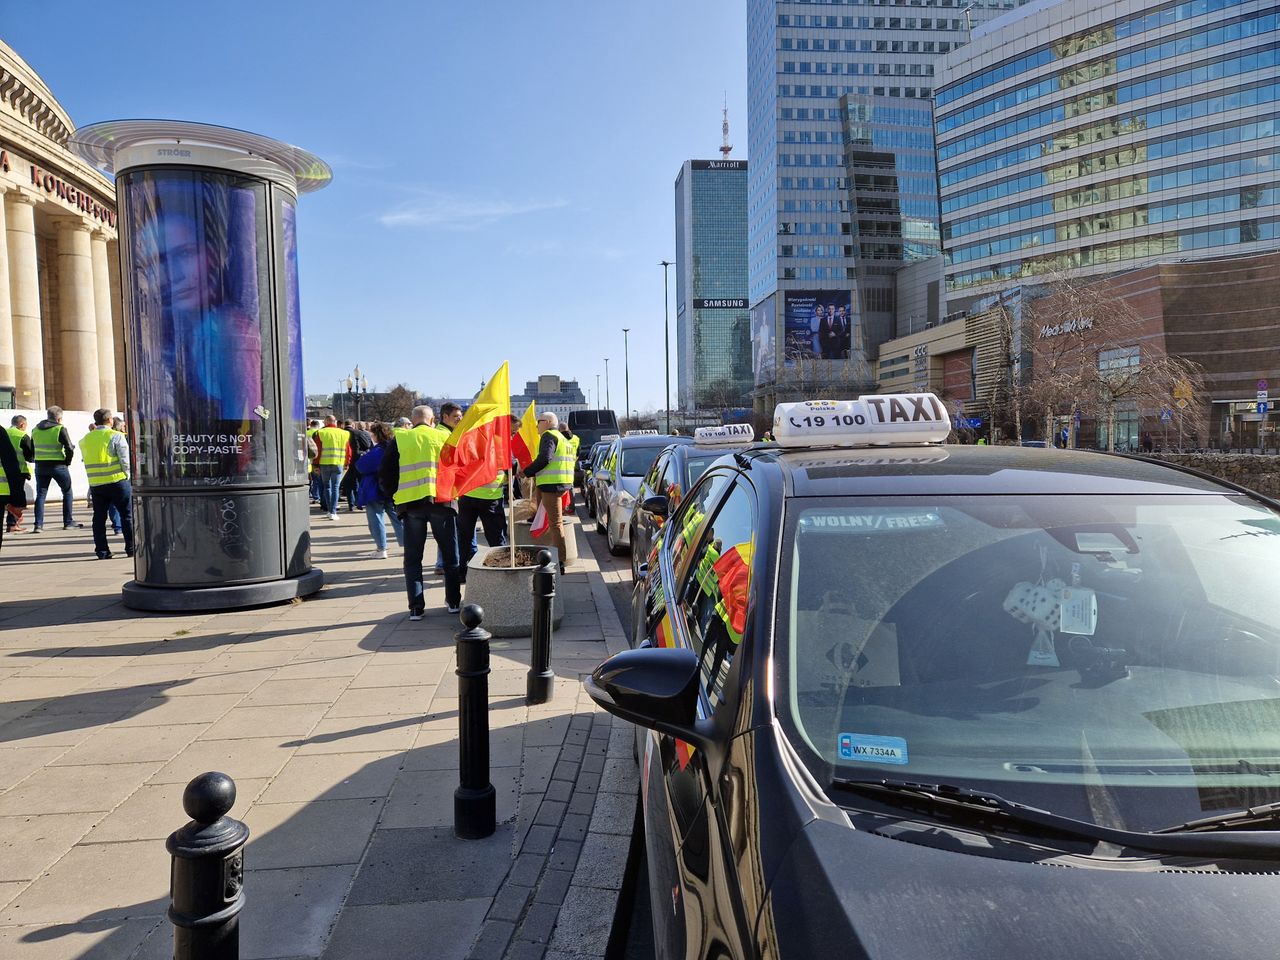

{"left": 675, "top": 159, "right": 752, "bottom": 413}
{"left": 746, "top": 0, "right": 1018, "bottom": 410}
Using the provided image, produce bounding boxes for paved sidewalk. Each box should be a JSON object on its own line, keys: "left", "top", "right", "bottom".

{"left": 0, "top": 508, "right": 635, "bottom": 960}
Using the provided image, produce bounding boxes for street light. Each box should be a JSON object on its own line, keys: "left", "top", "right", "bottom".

{"left": 622, "top": 328, "right": 630, "bottom": 430}
{"left": 660, "top": 260, "right": 673, "bottom": 433}
{"left": 596, "top": 373, "right": 601, "bottom": 411}
{"left": 604, "top": 358, "right": 610, "bottom": 412}
{"left": 345, "top": 364, "right": 367, "bottom": 421}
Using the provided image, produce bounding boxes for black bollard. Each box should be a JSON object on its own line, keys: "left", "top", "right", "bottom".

{"left": 527, "top": 548, "right": 557, "bottom": 705}
{"left": 166, "top": 771, "right": 249, "bottom": 960}
{"left": 455, "top": 603, "right": 496, "bottom": 839}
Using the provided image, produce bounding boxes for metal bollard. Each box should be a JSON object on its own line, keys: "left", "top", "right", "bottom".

{"left": 166, "top": 771, "right": 249, "bottom": 960}
{"left": 527, "top": 548, "right": 557, "bottom": 705}
{"left": 455, "top": 603, "right": 496, "bottom": 839}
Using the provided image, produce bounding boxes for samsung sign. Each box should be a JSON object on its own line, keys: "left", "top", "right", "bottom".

{"left": 695, "top": 298, "right": 748, "bottom": 309}
{"left": 692, "top": 160, "right": 747, "bottom": 170}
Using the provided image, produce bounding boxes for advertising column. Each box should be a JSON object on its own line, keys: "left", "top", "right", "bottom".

{"left": 71, "top": 121, "right": 330, "bottom": 611}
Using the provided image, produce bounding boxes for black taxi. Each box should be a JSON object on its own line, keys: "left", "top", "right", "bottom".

{"left": 587, "top": 392, "right": 1280, "bottom": 960}
{"left": 629, "top": 423, "right": 756, "bottom": 579}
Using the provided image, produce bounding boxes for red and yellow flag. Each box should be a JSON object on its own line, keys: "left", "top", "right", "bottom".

{"left": 511, "top": 401, "right": 540, "bottom": 469}
{"left": 440, "top": 362, "right": 512, "bottom": 499}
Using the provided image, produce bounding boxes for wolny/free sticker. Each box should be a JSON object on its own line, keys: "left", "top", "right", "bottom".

{"left": 838, "top": 733, "right": 909, "bottom": 765}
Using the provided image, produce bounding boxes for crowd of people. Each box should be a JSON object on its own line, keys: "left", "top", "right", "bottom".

{"left": 305, "top": 406, "right": 578, "bottom": 619}
{"left": 1, "top": 405, "right": 134, "bottom": 559}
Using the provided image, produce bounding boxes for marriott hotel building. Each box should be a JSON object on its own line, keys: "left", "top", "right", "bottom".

{"left": 0, "top": 40, "right": 124, "bottom": 414}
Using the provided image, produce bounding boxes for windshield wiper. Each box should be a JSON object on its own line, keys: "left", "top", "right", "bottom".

{"left": 1156, "top": 800, "right": 1280, "bottom": 835}
{"left": 832, "top": 776, "right": 1280, "bottom": 860}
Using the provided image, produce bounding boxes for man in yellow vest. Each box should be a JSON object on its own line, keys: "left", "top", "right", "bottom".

{"left": 378, "top": 404, "right": 462, "bottom": 619}
{"left": 5, "top": 415, "right": 32, "bottom": 534}
{"left": 521, "top": 411, "right": 574, "bottom": 574}
{"left": 77, "top": 408, "right": 134, "bottom": 560}
{"left": 31, "top": 405, "right": 81, "bottom": 532}
{"left": 0, "top": 415, "right": 28, "bottom": 553}
{"left": 306, "top": 419, "right": 322, "bottom": 504}
{"left": 313, "top": 415, "right": 351, "bottom": 521}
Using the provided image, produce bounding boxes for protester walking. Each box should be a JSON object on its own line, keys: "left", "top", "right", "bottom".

{"left": 355, "top": 422, "right": 404, "bottom": 559}
{"left": 31, "top": 405, "right": 81, "bottom": 531}
{"left": 313, "top": 415, "right": 351, "bottom": 520}
{"left": 77, "top": 408, "right": 134, "bottom": 560}
{"left": 0, "top": 418, "right": 28, "bottom": 553}
{"left": 6, "top": 415, "right": 32, "bottom": 534}
{"left": 379, "top": 405, "right": 462, "bottom": 619}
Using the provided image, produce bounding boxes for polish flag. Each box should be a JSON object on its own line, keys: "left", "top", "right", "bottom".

{"left": 530, "top": 501, "right": 550, "bottom": 538}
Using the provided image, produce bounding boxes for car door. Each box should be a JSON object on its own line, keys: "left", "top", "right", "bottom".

{"left": 634, "top": 452, "right": 672, "bottom": 566}
{"left": 639, "top": 469, "right": 733, "bottom": 959}
{"left": 664, "top": 480, "right": 759, "bottom": 960}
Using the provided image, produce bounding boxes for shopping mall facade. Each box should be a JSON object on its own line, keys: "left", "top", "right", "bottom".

{"left": 0, "top": 39, "right": 123, "bottom": 414}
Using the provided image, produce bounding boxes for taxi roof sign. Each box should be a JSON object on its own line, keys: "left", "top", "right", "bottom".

{"left": 773, "top": 393, "right": 951, "bottom": 448}
{"left": 625, "top": 429, "right": 660, "bottom": 437}
{"left": 694, "top": 423, "right": 755, "bottom": 445}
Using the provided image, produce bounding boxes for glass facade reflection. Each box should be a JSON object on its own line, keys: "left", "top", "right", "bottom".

{"left": 936, "top": 0, "right": 1280, "bottom": 300}
{"left": 675, "top": 160, "right": 753, "bottom": 412}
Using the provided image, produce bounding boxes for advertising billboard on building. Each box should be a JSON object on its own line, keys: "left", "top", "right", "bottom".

{"left": 784, "top": 291, "right": 854, "bottom": 365}
{"left": 752, "top": 298, "right": 776, "bottom": 386}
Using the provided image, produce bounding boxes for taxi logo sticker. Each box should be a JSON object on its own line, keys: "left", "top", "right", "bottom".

{"left": 838, "top": 733, "right": 909, "bottom": 765}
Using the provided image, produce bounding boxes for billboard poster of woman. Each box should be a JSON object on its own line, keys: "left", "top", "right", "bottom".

{"left": 123, "top": 170, "right": 275, "bottom": 485}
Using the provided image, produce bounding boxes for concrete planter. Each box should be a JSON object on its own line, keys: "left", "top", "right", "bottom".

{"left": 463, "top": 546, "right": 564, "bottom": 638}
{"left": 511, "top": 516, "right": 579, "bottom": 564}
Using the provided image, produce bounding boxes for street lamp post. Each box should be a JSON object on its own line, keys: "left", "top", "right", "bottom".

{"left": 660, "top": 260, "right": 672, "bottom": 434}
{"left": 344, "top": 365, "right": 367, "bottom": 422}
{"left": 604, "top": 359, "right": 610, "bottom": 413}
{"left": 622, "top": 328, "right": 630, "bottom": 431}
{"left": 595, "top": 374, "right": 601, "bottom": 411}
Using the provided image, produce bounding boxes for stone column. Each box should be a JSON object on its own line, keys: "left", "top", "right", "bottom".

{"left": 90, "top": 230, "right": 117, "bottom": 411}
{"left": 55, "top": 217, "right": 100, "bottom": 412}
{"left": 0, "top": 188, "right": 13, "bottom": 393}
{"left": 6, "top": 190, "right": 43, "bottom": 409}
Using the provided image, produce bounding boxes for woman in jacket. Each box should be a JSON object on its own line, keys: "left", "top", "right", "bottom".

{"left": 355, "top": 421, "right": 404, "bottom": 559}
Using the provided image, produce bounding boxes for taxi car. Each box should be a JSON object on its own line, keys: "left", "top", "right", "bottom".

{"left": 629, "top": 423, "right": 756, "bottom": 580}
{"left": 582, "top": 440, "right": 613, "bottom": 519}
{"left": 594, "top": 432, "right": 691, "bottom": 556}
{"left": 587, "top": 392, "right": 1280, "bottom": 960}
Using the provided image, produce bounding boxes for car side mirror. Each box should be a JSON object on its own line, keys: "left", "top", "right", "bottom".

{"left": 584, "top": 647, "right": 714, "bottom": 752}
{"left": 642, "top": 495, "right": 668, "bottom": 518}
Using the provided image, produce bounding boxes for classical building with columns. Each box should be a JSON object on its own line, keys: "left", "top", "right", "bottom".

{"left": 0, "top": 39, "right": 122, "bottom": 414}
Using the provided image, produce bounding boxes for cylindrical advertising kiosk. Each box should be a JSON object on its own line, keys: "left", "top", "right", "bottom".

{"left": 71, "top": 121, "right": 330, "bottom": 611}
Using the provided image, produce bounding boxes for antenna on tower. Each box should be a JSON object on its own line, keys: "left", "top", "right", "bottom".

{"left": 720, "top": 93, "right": 733, "bottom": 159}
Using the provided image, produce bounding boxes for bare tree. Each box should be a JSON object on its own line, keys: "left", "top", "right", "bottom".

{"left": 364, "top": 383, "right": 417, "bottom": 423}
{"left": 1022, "top": 273, "right": 1209, "bottom": 451}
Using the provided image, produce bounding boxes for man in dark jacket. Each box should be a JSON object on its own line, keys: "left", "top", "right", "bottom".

{"left": 0, "top": 422, "right": 29, "bottom": 553}
{"left": 31, "top": 405, "right": 81, "bottom": 532}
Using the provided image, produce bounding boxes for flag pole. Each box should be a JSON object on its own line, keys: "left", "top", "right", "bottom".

{"left": 508, "top": 466, "right": 517, "bottom": 569}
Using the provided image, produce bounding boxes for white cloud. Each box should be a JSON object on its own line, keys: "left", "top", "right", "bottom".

{"left": 379, "top": 191, "right": 568, "bottom": 230}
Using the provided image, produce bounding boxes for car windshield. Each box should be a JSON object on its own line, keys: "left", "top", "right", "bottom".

{"left": 780, "top": 494, "right": 1280, "bottom": 833}
{"left": 621, "top": 446, "right": 664, "bottom": 477}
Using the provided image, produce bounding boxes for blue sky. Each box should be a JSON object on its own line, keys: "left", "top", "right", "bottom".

{"left": 7, "top": 1, "right": 748, "bottom": 414}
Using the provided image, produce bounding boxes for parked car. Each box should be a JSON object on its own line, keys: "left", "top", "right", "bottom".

{"left": 590, "top": 391, "right": 1280, "bottom": 960}
{"left": 582, "top": 440, "right": 612, "bottom": 518}
{"left": 630, "top": 423, "right": 755, "bottom": 579}
{"left": 594, "top": 433, "right": 691, "bottom": 555}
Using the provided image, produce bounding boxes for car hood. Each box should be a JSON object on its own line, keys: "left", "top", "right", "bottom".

{"left": 761, "top": 818, "right": 1280, "bottom": 958}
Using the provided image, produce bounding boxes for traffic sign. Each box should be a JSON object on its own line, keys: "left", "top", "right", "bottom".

{"left": 1173, "top": 380, "right": 1193, "bottom": 401}
{"left": 1175, "top": 399, "right": 1189, "bottom": 409}
{"left": 1159, "top": 409, "right": 1173, "bottom": 423}
{"left": 1258, "top": 391, "right": 1269, "bottom": 401}
{"left": 1260, "top": 379, "right": 1269, "bottom": 392}
{"left": 1259, "top": 402, "right": 1270, "bottom": 415}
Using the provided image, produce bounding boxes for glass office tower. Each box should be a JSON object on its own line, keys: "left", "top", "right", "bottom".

{"left": 936, "top": 0, "right": 1280, "bottom": 308}
{"left": 747, "top": 0, "right": 1019, "bottom": 409}
{"left": 675, "top": 160, "right": 753, "bottom": 413}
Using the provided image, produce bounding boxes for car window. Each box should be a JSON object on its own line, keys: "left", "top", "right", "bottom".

{"left": 658, "top": 455, "right": 678, "bottom": 499}
{"left": 780, "top": 493, "right": 1280, "bottom": 833}
{"left": 677, "top": 483, "right": 755, "bottom": 711}
{"left": 685, "top": 454, "right": 719, "bottom": 490}
{"left": 668, "top": 470, "right": 732, "bottom": 590}
{"left": 621, "top": 445, "right": 663, "bottom": 477}
{"left": 644, "top": 453, "right": 669, "bottom": 497}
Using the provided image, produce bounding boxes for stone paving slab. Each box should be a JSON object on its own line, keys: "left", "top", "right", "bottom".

{"left": 0, "top": 510, "right": 635, "bottom": 959}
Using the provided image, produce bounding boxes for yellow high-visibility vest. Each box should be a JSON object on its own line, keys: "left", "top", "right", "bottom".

{"left": 315, "top": 427, "right": 350, "bottom": 467}
{"left": 393, "top": 426, "right": 444, "bottom": 506}
{"left": 78, "top": 429, "right": 128, "bottom": 486}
